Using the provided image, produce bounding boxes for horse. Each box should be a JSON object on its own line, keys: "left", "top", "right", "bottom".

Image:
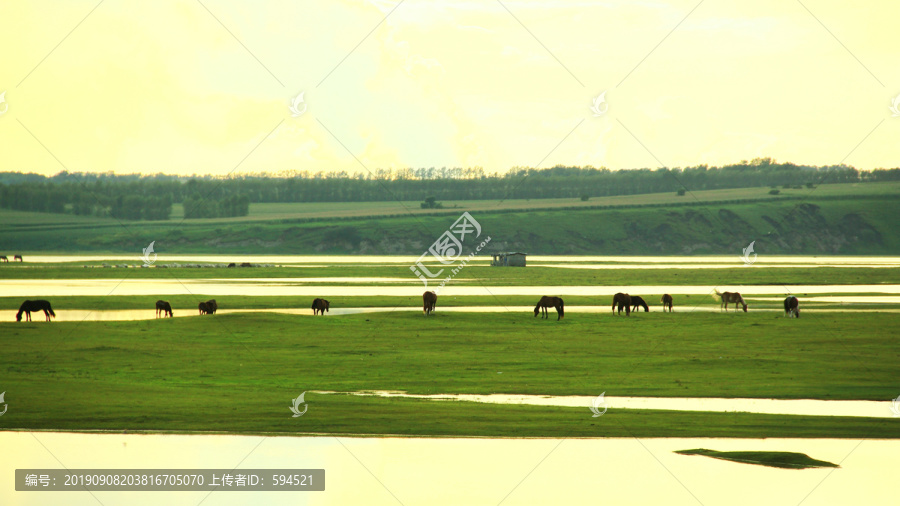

{"left": 227, "top": 263, "right": 236, "bottom": 268}
{"left": 534, "top": 296, "right": 565, "bottom": 320}
{"left": 13, "top": 255, "right": 22, "bottom": 262}
{"left": 715, "top": 290, "right": 747, "bottom": 312}
{"left": 423, "top": 291, "right": 437, "bottom": 316}
{"left": 198, "top": 302, "right": 211, "bottom": 315}
{"left": 612, "top": 293, "right": 632, "bottom": 316}
{"left": 16, "top": 300, "right": 55, "bottom": 322}
{"left": 630, "top": 296, "right": 649, "bottom": 313}
{"left": 311, "top": 298, "right": 330, "bottom": 315}
{"left": 661, "top": 294, "right": 674, "bottom": 312}
{"left": 784, "top": 296, "right": 800, "bottom": 318}
{"left": 205, "top": 300, "right": 217, "bottom": 314}
{"left": 0, "top": 256, "right": 7, "bottom": 262}
{"left": 155, "top": 300, "right": 173, "bottom": 318}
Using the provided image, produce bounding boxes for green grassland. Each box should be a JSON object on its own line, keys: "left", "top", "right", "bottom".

{"left": 0, "top": 293, "right": 896, "bottom": 313}
{"left": 2, "top": 311, "right": 899, "bottom": 438}
{"left": 164, "top": 181, "right": 900, "bottom": 222}
{"left": 674, "top": 449, "right": 839, "bottom": 469}
{"left": 2, "top": 181, "right": 899, "bottom": 254}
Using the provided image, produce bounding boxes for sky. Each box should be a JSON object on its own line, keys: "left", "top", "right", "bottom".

{"left": 1, "top": 0, "right": 898, "bottom": 176}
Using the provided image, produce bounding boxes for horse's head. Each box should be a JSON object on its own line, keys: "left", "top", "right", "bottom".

{"left": 742, "top": 303, "right": 748, "bottom": 312}
{"left": 534, "top": 306, "right": 540, "bottom": 317}
{"left": 325, "top": 300, "right": 330, "bottom": 312}
{"left": 16, "top": 311, "right": 22, "bottom": 322}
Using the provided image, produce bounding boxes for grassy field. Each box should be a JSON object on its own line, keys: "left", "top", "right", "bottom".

{"left": 673, "top": 449, "right": 839, "bottom": 469}
{"left": 165, "top": 181, "right": 900, "bottom": 222}
{"left": 2, "top": 181, "right": 899, "bottom": 254}
{"left": 2, "top": 311, "right": 899, "bottom": 437}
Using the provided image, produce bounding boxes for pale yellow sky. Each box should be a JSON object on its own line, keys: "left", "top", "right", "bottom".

{"left": 1, "top": 0, "right": 897, "bottom": 176}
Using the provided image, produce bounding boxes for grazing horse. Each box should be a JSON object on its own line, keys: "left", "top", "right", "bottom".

{"left": 205, "top": 300, "right": 217, "bottom": 314}
{"left": 423, "top": 291, "right": 437, "bottom": 316}
{"left": 784, "top": 296, "right": 800, "bottom": 318}
{"left": 534, "top": 296, "right": 565, "bottom": 320}
{"left": 227, "top": 263, "right": 236, "bottom": 268}
{"left": 155, "top": 300, "right": 173, "bottom": 318}
{"left": 311, "top": 298, "right": 330, "bottom": 315}
{"left": 630, "top": 296, "right": 649, "bottom": 313}
{"left": 612, "top": 293, "right": 632, "bottom": 316}
{"left": 0, "top": 256, "right": 7, "bottom": 262}
{"left": 715, "top": 290, "right": 747, "bottom": 312}
{"left": 16, "top": 300, "right": 55, "bottom": 322}
{"left": 198, "top": 302, "right": 211, "bottom": 315}
{"left": 13, "top": 255, "right": 23, "bottom": 262}
{"left": 661, "top": 294, "right": 674, "bottom": 312}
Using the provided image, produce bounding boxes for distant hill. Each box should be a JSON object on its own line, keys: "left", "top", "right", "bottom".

{"left": 1, "top": 186, "right": 897, "bottom": 255}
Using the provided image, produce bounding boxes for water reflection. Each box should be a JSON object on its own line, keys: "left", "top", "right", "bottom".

{"left": 315, "top": 390, "right": 896, "bottom": 418}
{"left": 3, "top": 280, "right": 900, "bottom": 297}
{"left": 16, "top": 254, "right": 900, "bottom": 265}
{"left": 0, "top": 432, "right": 893, "bottom": 505}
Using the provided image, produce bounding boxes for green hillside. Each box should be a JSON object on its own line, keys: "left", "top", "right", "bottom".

{"left": 0, "top": 184, "right": 897, "bottom": 255}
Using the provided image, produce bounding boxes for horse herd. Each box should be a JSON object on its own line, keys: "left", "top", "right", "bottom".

{"left": 13, "top": 292, "right": 801, "bottom": 322}
{"left": 1, "top": 254, "right": 23, "bottom": 262}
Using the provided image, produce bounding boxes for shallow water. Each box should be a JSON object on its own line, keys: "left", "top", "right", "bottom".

{"left": 14, "top": 254, "right": 900, "bottom": 265}
{"left": 316, "top": 390, "right": 895, "bottom": 418}
{"left": 0, "top": 432, "right": 894, "bottom": 505}
{"left": 2, "top": 279, "right": 900, "bottom": 297}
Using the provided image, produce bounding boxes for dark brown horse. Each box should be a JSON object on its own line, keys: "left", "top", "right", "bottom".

{"left": 205, "top": 299, "right": 217, "bottom": 314}
{"left": 155, "top": 300, "right": 173, "bottom": 318}
{"left": 630, "top": 296, "right": 649, "bottom": 313}
{"left": 423, "top": 291, "right": 437, "bottom": 316}
{"left": 311, "top": 298, "right": 330, "bottom": 315}
{"left": 13, "top": 255, "right": 22, "bottom": 262}
{"left": 612, "top": 293, "right": 632, "bottom": 316}
{"left": 197, "top": 300, "right": 218, "bottom": 314}
{"left": 0, "top": 256, "right": 7, "bottom": 262}
{"left": 715, "top": 290, "right": 747, "bottom": 312}
{"left": 661, "top": 294, "right": 674, "bottom": 312}
{"left": 534, "top": 296, "right": 565, "bottom": 320}
{"left": 16, "top": 300, "right": 55, "bottom": 322}
{"left": 784, "top": 296, "right": 799, "bottom": 318}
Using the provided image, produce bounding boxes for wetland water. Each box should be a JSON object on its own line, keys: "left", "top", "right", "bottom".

{"left": 0, "top": 432, "right": 894, "bottom": 505}
{"left": 314, "top": 391, "right": 895, "bottom": 418}
{"left": 15, "top": 255, "right": 900, "bottom": 265}
{"left": 3, "top": 279, "right": 900, "bottom": 297}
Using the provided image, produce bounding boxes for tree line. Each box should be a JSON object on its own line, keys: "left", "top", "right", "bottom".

{"left": 0, "top": 159, "right": 898, "bottom": 220}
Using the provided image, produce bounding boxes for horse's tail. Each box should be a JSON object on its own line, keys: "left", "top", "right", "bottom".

{"left": 558, "top": 298, "right": 564, "bottom": 319}
{"left": 711, "top": 290, "right": 722, "bottom": 302}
